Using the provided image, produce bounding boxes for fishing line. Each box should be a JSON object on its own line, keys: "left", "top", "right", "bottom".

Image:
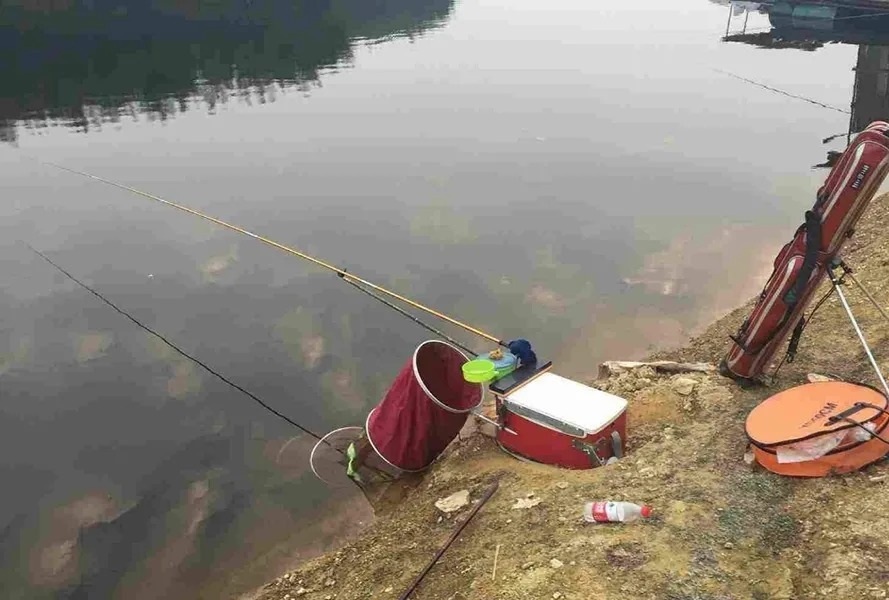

{"left": 713, "top": 68, "right": 850, "bottom": 114}
{"left": 24, "top": 242, "right": 334, "bottom": 447}
{"left": 44, "top": 162, "right": 507, "bottom": 348}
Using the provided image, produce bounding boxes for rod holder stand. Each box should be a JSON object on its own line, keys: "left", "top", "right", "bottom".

{"left": 827, "top": 259, "right": 889, "bottom": 398}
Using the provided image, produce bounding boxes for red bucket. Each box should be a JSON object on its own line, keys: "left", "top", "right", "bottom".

{"left": 366, "top": 340, "right": 483, "bottom": 471}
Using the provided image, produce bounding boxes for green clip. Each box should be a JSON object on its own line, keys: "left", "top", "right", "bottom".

{"left": 346, "top": 443, "right": 362, "bottom": 483}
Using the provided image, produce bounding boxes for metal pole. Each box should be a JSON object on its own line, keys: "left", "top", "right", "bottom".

{"left": 471, "top": 409, "right": 516, "bottom": 436}
{"left": 829, "top": 269, "right": 889, "bottom": 397}
{"left": 725, "top": 3, "right": 733, "bottom": 37}
{"left": 847, "top": 271, "right": 889, "bottom": 326}
{"left": 742, "top": 9, "right": 749, "bottom": 34}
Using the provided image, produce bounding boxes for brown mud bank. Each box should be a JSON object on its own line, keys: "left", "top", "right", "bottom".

{"left": 252, "top": 196, "right": 889, "bottom": 600}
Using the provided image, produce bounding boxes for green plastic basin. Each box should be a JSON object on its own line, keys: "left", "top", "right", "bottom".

{"left": 462, "top": 359, "right": 496, "bottom": 383}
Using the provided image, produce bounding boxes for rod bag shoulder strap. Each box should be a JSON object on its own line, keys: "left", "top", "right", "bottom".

{"left": 783, "top": 210, "right": 823, "bottom": 361}
{"left": 784, "top": 210, "right": 822, "bottom": 307}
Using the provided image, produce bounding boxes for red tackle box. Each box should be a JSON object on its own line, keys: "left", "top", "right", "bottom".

{"left": 495, "top": 373, "right": 628, "bottom": 469}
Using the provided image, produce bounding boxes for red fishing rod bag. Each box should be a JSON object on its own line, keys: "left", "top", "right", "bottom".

{"left": 722, "top": 122, "right": 889, "bottom": 382}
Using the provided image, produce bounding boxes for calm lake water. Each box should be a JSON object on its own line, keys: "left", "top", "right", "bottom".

{"left": 0, "top": 0, "right": 880, "bottom": 597}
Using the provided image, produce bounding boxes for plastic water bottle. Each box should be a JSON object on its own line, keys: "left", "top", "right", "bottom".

{"left": 583, "top": 501, "right": 652, "bottom": 524}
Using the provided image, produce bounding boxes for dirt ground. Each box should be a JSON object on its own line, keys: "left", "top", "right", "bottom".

{"left": 253, "top": 195, "right": 889, "bottom": 600}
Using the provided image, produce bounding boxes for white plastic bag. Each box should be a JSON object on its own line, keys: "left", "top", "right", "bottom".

{"left": 775, "top": 422, "right": 878, "bottom": 463}
{"left": 775, "top": 431, "right": 846, "bottom": 464}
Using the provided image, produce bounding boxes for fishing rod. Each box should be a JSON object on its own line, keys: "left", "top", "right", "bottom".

{"left": 24, "top": 242, "right": 337, "bottom": 450}
{"left": 338, "top": 274, "right": 476, "bottom": 356}
{"left": 46, "top": 162, "right": 508, "bottom": 349}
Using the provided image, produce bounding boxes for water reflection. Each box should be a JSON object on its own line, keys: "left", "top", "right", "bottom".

{"left": 722, "top": 0, "right": 889, "bottom": 145}
{"left": 0, "top": 0, "right": 453, "bottom": 142}
{"left": 1, "top": 2, "right": 454, "bottom": 598}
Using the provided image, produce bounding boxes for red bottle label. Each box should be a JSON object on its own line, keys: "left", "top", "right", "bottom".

{"left": 591, "top": 501, "right": 609, "bottom": 522}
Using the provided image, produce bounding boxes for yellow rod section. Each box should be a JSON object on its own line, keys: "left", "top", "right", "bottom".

{"left": 47, "top": 162, "right": 505, "bottom": 346}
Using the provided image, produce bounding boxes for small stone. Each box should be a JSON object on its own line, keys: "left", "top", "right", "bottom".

{"left": 512, "top": 497, "right": 542, "bottom": 510}
{"left": 384, "top": 587, "right": 393, "bottom": 593}
{"left": 556, "top": 481, "right": 569, "bottom": 490}
{"left": 521, "top": 561, "right": 535, "bottom": 570}
{"left": 526, "top": 492, "right": 536, "bottom": 498}
{"left": 325, "top": 578, "right": 335, "bottom": 587}
{"left": 553, "top": 593, "right": 563, "bottom": 599}
{"left": 506, "top": 518, "right": 513, "bottom": 524}
{"left": 724, "top": 542, "right": 734, "bottom": 550}
{"left": 295, "top": 589, "right": 308, "bottom": 597}
{"left": 569, "top": 561, "right": 576, "bottom": 566}
{"left": 550, "top": 558, "right": 564, "bottom": 569}
{"left": 435, "top": 490, "right": 470, "bottom": 513}
{"left": 324, "top": 596, "right": 332, "bottom": 600}
{"left": 672, "top": 377, "right": 697, "bottom": 396}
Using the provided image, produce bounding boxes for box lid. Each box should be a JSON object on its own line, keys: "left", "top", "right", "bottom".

{"left": 504, "top": 373, "right": 628, "bottom": 436}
